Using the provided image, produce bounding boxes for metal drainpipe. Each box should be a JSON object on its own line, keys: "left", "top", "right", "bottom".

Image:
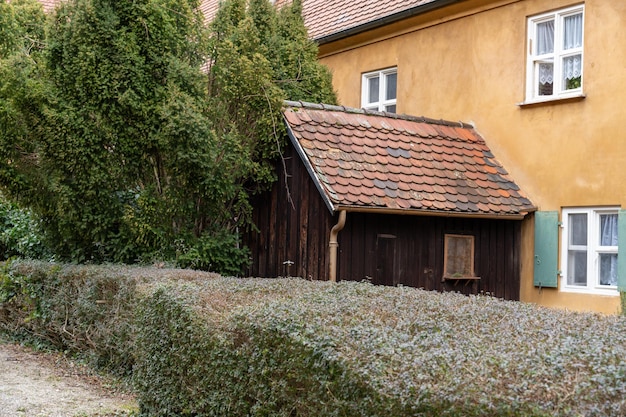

{"left": 329, "top": 210, "right": 347, "bottom": 282}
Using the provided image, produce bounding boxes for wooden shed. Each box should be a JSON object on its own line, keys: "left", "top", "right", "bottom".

{"left": 245, "top": 101, "right": 536, "bottom": 300}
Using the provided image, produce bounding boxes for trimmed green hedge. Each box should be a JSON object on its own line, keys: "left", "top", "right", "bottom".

{"left": 1, "top": 260, "right": 625, "bottom": 416}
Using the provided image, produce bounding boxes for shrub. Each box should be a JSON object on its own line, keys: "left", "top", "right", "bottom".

{"left": 134, "top": 278, "right": 626, "bottom": 417}
{"left": 0, "top": 261, "right": 137, "bottom": 375}
{"left": 0, "top": 194, "right": 51, "bottom": 260}
{"left": 176, "top": 229, "right": 250, "bottom": 276}
{"left": 1, "top": 261, "right": 625, "bottom": 416}
{"left": 134, "top": 287, "right": 391, "bottom": 417}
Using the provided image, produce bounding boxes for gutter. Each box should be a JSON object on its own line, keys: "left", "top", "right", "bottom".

{"left": 335, "top": 206, "right": 536, "bottom": 221}
{"left": 314, "top": 0, "right": 467, "bottom": 45}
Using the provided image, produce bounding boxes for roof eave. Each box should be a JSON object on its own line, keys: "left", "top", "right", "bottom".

{"left": 334, "top": 205, "right": 538, "bottom": 220}
{"left": 284, "top": 116, "right": 336, "bottom": 214}
{"left": 313, "top": 0, "right": 467, "bottom": 45}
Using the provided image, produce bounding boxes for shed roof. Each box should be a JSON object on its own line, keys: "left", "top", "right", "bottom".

{"left": 283, "top": 101, "right": 536, "bottom": 219}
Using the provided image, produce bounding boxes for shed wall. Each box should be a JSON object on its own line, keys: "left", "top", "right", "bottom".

{"left": 337, "top": 212, "right": 522, "bottom": 300}
{"left": 245, "top": 144, "right": 334, "bottom": 280}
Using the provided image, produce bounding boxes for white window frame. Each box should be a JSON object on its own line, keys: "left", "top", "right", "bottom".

{"left": 560, "top": 207, "right": 619, "bottom": 296}
{"left": 525, "top": 5, "right": 584, "bottom": 103}
{"left": 361, "top": 68, "right": 397, "bottom": 112}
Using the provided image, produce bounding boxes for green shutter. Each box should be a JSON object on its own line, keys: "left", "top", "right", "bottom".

{"left": 617, "top": 210, "right": 626, "bottom": 290}
{"left": 533, "top": 211, "right": 559, "bottom": 288}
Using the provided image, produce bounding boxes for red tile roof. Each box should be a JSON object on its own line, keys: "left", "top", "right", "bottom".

{"left": 199, "top": 0, "right": 449, "bottom": 40}
{"left": 37, "top": 0, "right": 59, "bottom": 12}
{"left": 283, "top": 101, "right": 536, "bottom": 218}
{"left": 199, "top": 0, "right": 221, "bottom": 25}
{"left": 299, "top": 0, "right": 444, "bottom": 41}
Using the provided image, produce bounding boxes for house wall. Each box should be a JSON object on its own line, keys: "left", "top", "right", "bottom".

{"left": 317, "top": 0, "right": 625, "bottom": 313}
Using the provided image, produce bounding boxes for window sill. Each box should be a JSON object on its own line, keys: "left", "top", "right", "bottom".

{"left": 517, "top": 93, "right": 586, "bottom": 108}
{"left": 559, "top": 285, "right": 620, "bottom": 297}
{"left": 442, "top": 276, "right": 480, "bottom": 286}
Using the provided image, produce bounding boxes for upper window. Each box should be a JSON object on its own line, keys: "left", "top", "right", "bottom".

{"left": 526, "top": 5, "right": 584, "bottom": 102}
{"left": 362, "top": 68, "right": 397, "bottom": 113}
{"left": 561, "top": 207, "right": 618, "bottom": 295}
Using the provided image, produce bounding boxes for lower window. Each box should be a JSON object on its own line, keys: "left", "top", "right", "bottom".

{"left": 443, "top": 234, "right": 476, "bottom": 279}
{"left": 561, "top": 207, "right": 618, "bottom": 294}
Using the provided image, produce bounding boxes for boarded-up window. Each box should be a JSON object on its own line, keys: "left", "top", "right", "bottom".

{"left": 444, "top": 234, "right": 475, "bottom": 278}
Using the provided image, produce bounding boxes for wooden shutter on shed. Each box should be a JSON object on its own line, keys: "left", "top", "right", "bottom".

{"left": 533, "top": 211, "right": 559, "bottom": 288}
{"left": 617, "top": 209, "right": 626, "bottom": 290}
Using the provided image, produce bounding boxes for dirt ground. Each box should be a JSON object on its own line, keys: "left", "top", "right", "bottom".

{"left": 0, "top": 341, "right": 137, "bottom": 417}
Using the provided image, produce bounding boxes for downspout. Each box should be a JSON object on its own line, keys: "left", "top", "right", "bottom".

{"left": 329, "top": 210, "right": 347, "bottom": 282}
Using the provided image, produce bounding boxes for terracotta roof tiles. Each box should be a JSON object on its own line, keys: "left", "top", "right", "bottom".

{"left": 284, "top": 101, "right": 536, "bottom": 218}
{"left": 38, "top": 0, "right": 59, "bottom": 12}
{"left": 199, "top": 0, "right": 449, "bottom": 41}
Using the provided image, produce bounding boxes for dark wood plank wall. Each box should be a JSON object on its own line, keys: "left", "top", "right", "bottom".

{"left": 245, "top": 145, "right": 334, "bottom": 280}
{"left": 246, "top": 144, "right": 522, "bottom": 300}
{"left": 336, "top": 213, "right": 522, "bottom": 300}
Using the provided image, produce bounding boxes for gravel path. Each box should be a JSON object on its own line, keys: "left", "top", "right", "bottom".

{"left": 0, "top": 342, "right": 137, "bottom": 417}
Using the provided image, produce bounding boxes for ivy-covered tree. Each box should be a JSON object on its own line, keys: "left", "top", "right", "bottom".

{"left": 207, "top": 0, "right": 336, "bottom": 192}
{"left": 0, "top": 0, "right": 45, "bottom": 56}
{"left": 0, "top": 0, "right": 336, "bottom": 273}
{"left": 0, "top": 0, "right": 50, "bottom": 260}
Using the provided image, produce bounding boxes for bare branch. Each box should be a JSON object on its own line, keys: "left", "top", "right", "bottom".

{"left": 262, "top": 87, "right": 294, "bottom": 210}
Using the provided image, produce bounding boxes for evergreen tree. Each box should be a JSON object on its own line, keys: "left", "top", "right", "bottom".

{"left": 0, "top": 0, "right": 336, "bottom": 273}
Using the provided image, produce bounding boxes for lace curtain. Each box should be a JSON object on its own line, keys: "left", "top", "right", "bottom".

{"left": 563, "top": 55, "right": 581, "bottom": 81}
{"left": 538, "top": 63, "right": 553, "bottom": 85}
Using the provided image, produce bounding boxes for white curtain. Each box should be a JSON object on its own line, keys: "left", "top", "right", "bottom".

{"left": 563, "top": 14, "right": 583, "bottom": 49}
{"left": 536, "top": 20, "right": 554, "bottom": 55}
{"left": 600, "top": 254, "right": 618, "bottom": 286}
{"left": 600, "top": 214, "right": 618, "bottom": 286}
{"left": 600, "top": 214, "right": 618, "bottom": 246}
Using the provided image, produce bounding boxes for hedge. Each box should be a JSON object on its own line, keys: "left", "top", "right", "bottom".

{"left": 1, "top": 260, "right": 625, "bottom": 416}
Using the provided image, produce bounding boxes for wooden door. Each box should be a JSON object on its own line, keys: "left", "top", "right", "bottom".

{"left": 375, "top": 234, "right": 397, "bottom": 286}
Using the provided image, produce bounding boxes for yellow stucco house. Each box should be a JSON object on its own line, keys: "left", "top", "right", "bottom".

{"left": 296, "top": 0, "right": 625, "bottom": 314}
